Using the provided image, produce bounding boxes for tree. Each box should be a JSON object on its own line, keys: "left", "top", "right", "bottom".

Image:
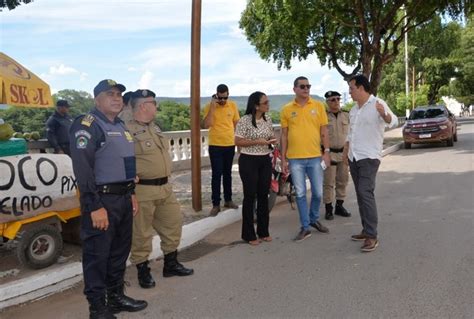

{"left": 0, "top": 89, "right": 94, "bottom": 137}
{"left": 379, "top": 16, "right": 463, "bottom": 111}
{"left": 239, "top": 0, "right": 468, "bottom": 94}
{"left": 156, "top": 101, "right": 191, "bottom": 131}
{"left": 450, "top": 13, "right": 474, "bottom": 105}
{"left": 0, "top": 0, "right": 33, "bottom": 10}
{"left": 54, "top": 89, "right": 95, "bottom": 117}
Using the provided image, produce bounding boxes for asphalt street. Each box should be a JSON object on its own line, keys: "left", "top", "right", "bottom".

{"left": 2, "top": 122, "right": 473, "bottom": 319}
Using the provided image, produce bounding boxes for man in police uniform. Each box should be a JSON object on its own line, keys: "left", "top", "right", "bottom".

{"left": 125, "top": 89, "right": 193, "bottom": 289}
{"left": 46, "top": 99, "right": 73, "bottom": 155}
{"left": 69, "top": 80, "right": 147, "bottom": 319}
{"left": 323, "top": 91, "right": 351, "bottom": 220}
{"left": 118, "top": 91, "right": 134, "bottom": 123}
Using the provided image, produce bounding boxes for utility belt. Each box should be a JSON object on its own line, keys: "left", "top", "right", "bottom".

{"left": 320, "top": 146, "right": 344, "bottom": 153}
{"left": 137, "top": 177, "right": 168, "bottom": 186}
{"left": 98, "top": 181, "right": 135, "bottom": 195}
{"left": 330, "top": 147, "right": 344, "bottom": 153}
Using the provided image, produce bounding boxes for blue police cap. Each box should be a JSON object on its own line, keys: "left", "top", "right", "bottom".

{"left": 131, "top": 89, "right": 156, "bottom": 99}
{"left": 122, "top": 91, "right": 133, "bottom": 105}
{"left": 56, "top": 99, "right": 70, "bottom": 107}
{"left": 324, "top": 91, "right": 341, "bottom": 99}
{"left": 93, "top": 79, "right": 126, "bottom": 97}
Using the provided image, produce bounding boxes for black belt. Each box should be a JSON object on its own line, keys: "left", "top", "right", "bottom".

{"left": 330, "top": 147, "right": 344, "bottom": 153}
{"left": 98, "top": 182, "right": 135, "bottom": 195}
{"left": 138, "top": 177, "right": 168, "bottom": 186}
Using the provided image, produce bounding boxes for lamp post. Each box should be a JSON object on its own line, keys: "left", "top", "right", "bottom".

{"left": 190, "top": 0, "right": 202, "bottom": 211}
{"left": 404, "top": 9, "right": 411, "bottom": 118}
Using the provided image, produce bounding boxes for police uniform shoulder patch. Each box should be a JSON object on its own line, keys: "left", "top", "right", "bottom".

{"left": 74, "top": 130, "right": 91, "bottom": 149}
{"left": 81, "top": 114, "right": 95, "bottom": 127}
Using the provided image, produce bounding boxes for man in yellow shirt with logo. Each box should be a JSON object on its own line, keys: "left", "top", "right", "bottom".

{"left": 203, "top": 84, "right": 240, "bottom": 216}
{"left": 280, "top": 76, "right": 331, "bottom": 242}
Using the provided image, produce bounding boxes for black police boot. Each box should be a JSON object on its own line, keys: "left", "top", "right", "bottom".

{"left": 335, "top": 200, "right": 351, "bottom": 217}
{"left": 136, "top": 261, "right": 156, "bottom": 289}
{"left": 107, "top": 283, "right": 148, "bottom": 314}
{"left": 325, "top": 203, "right": 334, "bottom": 220}
{"left": 89, "top": 298, "right": 116, "bottom": 319}
{"left": 163, "top": 250, "right": 194, "bottom": 277}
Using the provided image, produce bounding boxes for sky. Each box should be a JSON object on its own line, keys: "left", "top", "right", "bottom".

{"left": 1, "top": 0, "right": 351, "bottom": 101}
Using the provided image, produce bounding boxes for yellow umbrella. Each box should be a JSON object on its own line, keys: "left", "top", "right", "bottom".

{"left": 0, "top": 52, "right": 53, "bottom": 108}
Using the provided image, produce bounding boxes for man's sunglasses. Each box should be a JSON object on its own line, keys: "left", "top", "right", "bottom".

{"left": 298, "top": 84, "right": 312, "bottom": 90}
{"left": 327, "top": 97, "right": 341, "bottom": 102}
{"left": 216, "top": 96, "right": 228, "bottom": 101}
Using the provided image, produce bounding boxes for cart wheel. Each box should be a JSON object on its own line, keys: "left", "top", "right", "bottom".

{"left": 15, "top": 224, "right": 63, "bottom": 269}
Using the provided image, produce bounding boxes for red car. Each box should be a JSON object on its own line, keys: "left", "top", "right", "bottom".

{"left": 403, "top": 105, "right": 458, "bottom": 149}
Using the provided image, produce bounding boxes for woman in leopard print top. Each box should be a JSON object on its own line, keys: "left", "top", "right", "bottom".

{"left": 235, "top": 91, "right": 276, "bottom": 245}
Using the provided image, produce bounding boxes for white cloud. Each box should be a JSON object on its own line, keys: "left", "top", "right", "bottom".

{"left": 79, "top": 72, "right": 88, "bottom": 82}
{"left": 49, "top": 64, "right": 79, "bottom": 75}
{"left": 138, "top": 71, "right": 155, "bottom": 89}
{"left": 2, "top": 0, "right": 247, "bottom": 32}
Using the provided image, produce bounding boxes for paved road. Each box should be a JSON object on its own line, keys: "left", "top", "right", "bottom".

{"left": 2, "top": 123, "right": 473, "bottom": 318}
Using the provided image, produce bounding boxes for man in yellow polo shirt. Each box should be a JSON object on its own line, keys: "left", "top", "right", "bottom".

{"left": 203, "top": 84, "right": 240, "bottom": 216}
{"left": 280, "top": 76, "right": 331, "bottom": 242}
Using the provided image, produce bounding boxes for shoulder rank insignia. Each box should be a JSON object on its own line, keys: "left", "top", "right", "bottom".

{"left": 124, "top": 131, "right": 134, "bottom": 142}
{"left": 81, "top": 114, "right": 95, "bottom": 127}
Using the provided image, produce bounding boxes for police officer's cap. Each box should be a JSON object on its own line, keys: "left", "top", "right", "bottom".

{"left": 56, "top": 99, "right": 71, "bottom": 107}
{"left": 131, "top": 89, "right": 156, "bottom": 99}
{"left": 93, "top": 79, "right": 126, "bottom": 97}
{"left": 123, "top": 91, "right": 134, "bottom": 105}
{"left": 324, "top": 91, "right": 341, "bottom": 99}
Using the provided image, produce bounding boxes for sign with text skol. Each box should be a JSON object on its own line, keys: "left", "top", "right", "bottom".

{"left": 0, "top": 52, "right": 53, "bottom": 108}
{"left": 0, "top": 154, "right": 79, "bottom": 223}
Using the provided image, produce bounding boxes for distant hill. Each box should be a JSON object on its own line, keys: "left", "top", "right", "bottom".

{"left": 159, "top": 94, "right": 324, "bottom": 112}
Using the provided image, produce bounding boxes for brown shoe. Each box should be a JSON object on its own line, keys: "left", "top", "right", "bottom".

{"left": 209, "top": 206, "right": 220, "bottom": 217}
{"left": 224, "top": 201, "right": 238, "bottom": 209}
{"left": 351, "top": 232, "right": 368, "bottom": 241}
{"left": 361, "top": 238, "right": 379, "bottom": 252}
{"left": 310, "top": 221, "right": 329, "bottom": 233}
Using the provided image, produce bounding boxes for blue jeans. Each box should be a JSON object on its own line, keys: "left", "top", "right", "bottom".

{"left": 289, "top": 157, "right": 323, "bottom": 231}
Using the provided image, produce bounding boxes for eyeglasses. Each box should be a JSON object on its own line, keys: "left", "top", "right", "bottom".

{"left": 217, "top": 96, "right": 228, "bottom": 101}
{"left": 143, "top": 100, "right": 157, "bottom": 106}
{"left": 327, "top": 97, "right": 341, "bottom": 102}
{"left": 259, "top": 100, "right": 269, "bottom": 106}
{"left": 298, "top": 84, "right": 312, "bottom": 90}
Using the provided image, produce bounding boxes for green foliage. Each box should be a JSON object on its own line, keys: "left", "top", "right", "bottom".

{"left": 267, "top": 110, "right": 280, "bottom": 124}
{"left": 240, "top": 0, "right": 467, "bottom": 93}
{"left": 342, "top": 102, "right": 354, "bottom": 113}
{"left": 451, "top": 13, "right": 474, "bottom": 105}
{"left": 155, "top": 101, "right": 191, "bottom": 131}
{"left": 0, "top": 0, "right": 32, "bottom": 10}
{"left": 54, "top": 89, "right": 95, "bottom": 116}
{"left": 0, "top": 89, "right": 94, "bottom": 138}
{"left": 0, "top": 107, "right": 52, "bottom": 137}
{"left": 379, "top": 16, "right": 468, "bottom": 111}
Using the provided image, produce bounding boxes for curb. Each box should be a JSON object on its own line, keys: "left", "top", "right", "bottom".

{"left": 0, "top": 207, "right": 242, "bottom": 310}
{"left": 0, "top": 142, "right": 404, "bottom": 310}
{"left": 382, "top": 142, "right": 403, "bottom": 157}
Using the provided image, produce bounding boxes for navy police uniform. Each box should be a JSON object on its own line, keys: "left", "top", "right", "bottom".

{"left": 69, "top": 107, "right": 136, "bottom": 302}
{"left": 46, "top": 100, "right": 73, "bottom": 155}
